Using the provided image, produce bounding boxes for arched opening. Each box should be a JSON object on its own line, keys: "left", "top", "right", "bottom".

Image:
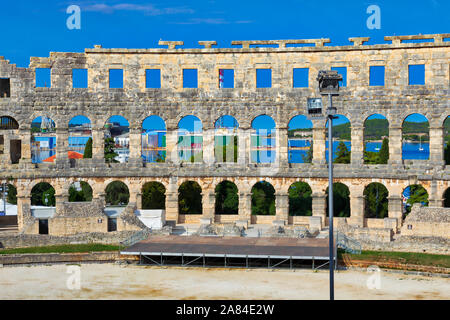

{"left": 444, "top": 116, "right": 450, "bottom": 165}
{"left": 443, "top": 187, "right": 450, "bottom": 208}
{"left": 68, "top": 181, "right": 93, "bottom": 202}
{"left": 251, "top": 115, "right": 276, "bottom": 163}
{"left": 178, "top": 181, "right": 202, "bottom": 214}
{"left": 0, "top": 116, "right": 20, "bottom": 164}
{"left": 31, "top": 116, "right": 56, "bottom": 163}
{"left": 215, "top": 181, "right": 238, "bottom": 215}
{"left": 178, "top": 116, "right": 203, "bottom": 163}
{"left": 68, "top": 115, "right": 92, "bottom": 159}
{"left": 142, "top": 182, "right": 166, "bottom": 209}
{"left": 105, "top": 116, "right": 129, "bottom": 163}
{"left": 0, "top": 183, "right": 17, "bottom": 216}
{"left": 402, "top": 184, "right": 429, "bottom": 217}
{"left": 31, "top": 182, "right": 55, "bottom": 206}
{"left": 325, "top": 182, "right": 350, "bottom": 217}
{"left": 251, "top": 181, "right": 275, "bottom": 215}
{"left": 326, "top": 115, "right": 351, "bottom": 164}
{"left": 402, "top": 113, "right": 429, "bottom": 160}
{"left": 142, "top": 116, "right": 166, "bottom": 163}
{"left": 364, "top": 114, "right": 389, "bottom": 164}
{"left": 288, "top": 182, "right": 312, "bottom": 216}
{"left": 214, "top": 115, "right": 238, "bottom": 163}
{"left": 105, "top": 181, "right": 130, "bottom": 206}
{"left": 363, "top": 183, "right": 388, "bottom": 218}
{"left": 288, "top": 115, "right": 313, "bottom": 163}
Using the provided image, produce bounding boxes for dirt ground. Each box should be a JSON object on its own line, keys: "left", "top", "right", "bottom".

{"left": 0, "top": 263, "right": 448, "bottom": 300}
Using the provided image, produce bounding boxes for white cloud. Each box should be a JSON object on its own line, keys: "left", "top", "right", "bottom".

{"left": 81, "top": 3, "right": 194, "bottom": 15}
{"left": 173, "top": 18, "right": 253, "bottom": 25}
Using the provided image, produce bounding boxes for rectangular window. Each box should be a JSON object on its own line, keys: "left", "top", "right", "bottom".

{"left": 107, "top": 218, "right": 117, "bottom": 232}
{"left": 408, "top": 64, "right": 425, "bottom": 85}
{"left": 72, "top": 69, "right": 88, "bottom": 88}
{"left": 293, "top": 68, "right": 309, "bottom": 88}
{"left": 146, "top": 69, "right": 161, "bottom": 88}
{"left": 0, "top": 78, "right": 10, "bottom": 97}
{"left": 183, "top": 69, "right": 198, "bottom": 88}
{"left": 369, "top": 66, "right": 385, "bottom": 86}
{"left": 39, "top": 219, "right": 49, "bottom": 235}
{"left": 109, "top": 69, "right": 123, "bottom": 88}
{"left": 256, "top": 69, "right": 272, "bottom": 88}
{"left": 219, "top": 69, "right": 234, "bottom": 88}
{"left": 35, "top": 68, "right": 51, "bottom": 88}
{"left": 331, "top": 67, "right": 347, "bottom": 87}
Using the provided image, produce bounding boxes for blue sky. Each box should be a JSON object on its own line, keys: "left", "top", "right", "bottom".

{"left": 7, "top": 0, "right": 446, "bottom": 129}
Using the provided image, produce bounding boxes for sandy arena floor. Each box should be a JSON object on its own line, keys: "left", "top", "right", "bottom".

{"left": 0, "top": 263, "right": 448, "bottom": 300}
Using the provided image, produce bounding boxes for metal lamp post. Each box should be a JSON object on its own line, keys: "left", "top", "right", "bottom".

{"left": 317, "top": 70, "right": 342, "bottom": 301}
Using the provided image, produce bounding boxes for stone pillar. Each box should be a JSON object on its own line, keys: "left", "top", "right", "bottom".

{"left": 202, "top": 190, "right": 215, "bottom": 219}
{"left": 19, "top": 128, "right": 32, "bottom": 167}
{"left": 165, "top": 128, "right": 178, "bottom": 164}
{"left": 277, "top": 127, "right": 288, "bottom": 167}
{"left": 348, "top": 195, "right": 364, "bottom": 227}
{"left": 350, "top": 126, "right": 364, "bottom": 166}
{"left": 165, "top": 177, "right": 179, "bottom": 223}
{"left": 55, "top": 128, "right": 69, "bottom": 167}
{"left": 92, "top": 127, "right": 105, "bottom": 164}
{"left": 238, "top": 192, "right": 252, "bottom": 222}
{"left": 312, "top": 193, "right": 327, "bottom": 227}
{"left": 238, "top": 128, "right": 249, "bottom": 165}
{"left": 136, "top": 193, "right": 142, "bottom": 210}
{"left": 388, "top": 195, "right": 403, "bottom": 226}
{"left": 429, "top": 126, "right": 445, "bottom": 165}
{"left": 312, "top": 127, "right": 326, "bottom": 165}
{"left": 275, "top": 192, "right": 289, "bottom": 222}
{"left": 55, "top": 192, "right": 69, "bottom": 215}
{"left": 203, "top": 128, "right": 215, "bottom": 165}
{"left": 128, "top": 127, "right": 143, "bottom": 167}
{"left": 16, "top": 194, "right": 31, "bottom": 231}
{"left": 388, "top": 126, "right": 402, "bottom": 165}
{"left": 2, "top": 133, "right": 11, "bottom": 164}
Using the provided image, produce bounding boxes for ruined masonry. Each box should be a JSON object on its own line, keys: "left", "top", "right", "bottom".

{"left": 0, "top": 34, "right": 449, "bottom": 240}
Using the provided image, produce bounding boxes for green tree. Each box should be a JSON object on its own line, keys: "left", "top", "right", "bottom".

{"left": 142, "top": 182, "right": 166, "bottom": 209}
{"left": 6, "top": 184, "right": 17, "bottom": 205}
{"left": 69, "top": 182, "right": 93, "bottom": 202}
{"left": 178, "top": 181, "right": 202, "bottom": 214}
{"left": 104, "top": 137, "right": 118, "bottom": 163}
{"left": 288, "top": 182, "right": 312, "bottom": 216}
{"left": 444, "top": 137, "right": 450, "bottom": 165}
{"left": 364, "top": 183, "right": 388, "bottom": 218}
{"left": 83, "top": 137, "right": 92, "bottom": 159}
{"left": 31, "top": 183, "right": 55, "bottom": 206}
{"left": 405, "top": 185, "right": 429, "bottom": 215}
{"left": 378, "top": 137, "right": 389, "bottom": 164}
{"left": 251, "top": 181, "right": 275, "bottom": 216}
{"left": 41, "top": 188, "right": 55, "bottom": 207}
{"left": 105, "top": 181, "right": 129, "bottom": 206}
{"left": 215, "top": 181, "right": 238, "bottom": 215}
{"left": 334, "top": 141, "right": 350, "bottom": 164}
{"left": 326, "top": 183, "right": 350, "bottom": 217}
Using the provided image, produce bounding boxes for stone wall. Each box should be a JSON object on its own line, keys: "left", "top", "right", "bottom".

{"left": 401, "top": 205, "right": 450, "bottom": 238}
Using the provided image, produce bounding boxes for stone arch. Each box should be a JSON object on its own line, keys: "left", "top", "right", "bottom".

{"left": 0, "top": 116, "right": 19, "bottom": 130}
{"left": 31, "top": 116, "right": 57, "bottom": 164}
{"left": 364, "top": 114, "right": 389, "bottom": 164}
{"left": 215, "top": 115, "right": 239, "bottom": 163}
{"left": 288, "top": 115, "right": 313, "bottom": 164}
{"left": 215, "top": 180, "right": 239, "bottom": 215}
{"left": 31, "top": 182, "right": 55, "bottom": 206}
{"left": 251, "top": 115, "right": 276, "bottom": 164}
{"left": 142, "top": 115, "right": 166, "bottom": 163}
{"left": 443, "top": 187, "right": 450, "bottom": 208}
{"left": 178, "top": 115, "right": 203, "bottom": 163}
{"left": 444, "top": 116, "right": 450, "bottom": 165}
{"left": 251, "top": 180, "right": 275, "bottom": 216}
{"left": 402, "top": 184, "right": 429, "bottom": 217}
{"left": 105, "top": 180, "right": 130, "bottom": 206}
{"left": 363, "top": 182, "right": 389, "bottom": 218}
{"left": 68, "top": 181, "right": 93, "bottom": 202}
{"left": 142, "top": 181, "right": 166, "bottom": 210}
{"left": 402, "top": 113, "right": 429, "bottom": 160}
{"left": 288, "top": 181, "right": 312, "bottom": 216}
{"left": 68, "top": 115, "right": 92, "bottom": 158}
{"left": 105, "top": 115, "right": 130, "bottom": 163}
{"left": 325, "top": 114, "right": 351, "bottom": 164}
{"left": 178, "top": 180, "right": 202, "bottom": 215}
{"left": 325, "top": 182, "right": 350, "bottom": 217}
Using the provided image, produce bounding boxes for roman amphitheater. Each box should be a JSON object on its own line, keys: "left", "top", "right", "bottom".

{"left": 0, "top": 33, "right": 449, "bottom": 245}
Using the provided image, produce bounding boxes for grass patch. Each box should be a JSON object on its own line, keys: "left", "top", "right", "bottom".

{"left": 340, "top": 249, "right": 450, "bottom": 269}
{"left": 0, "top": 243, "right": 121, "bottom": 255}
